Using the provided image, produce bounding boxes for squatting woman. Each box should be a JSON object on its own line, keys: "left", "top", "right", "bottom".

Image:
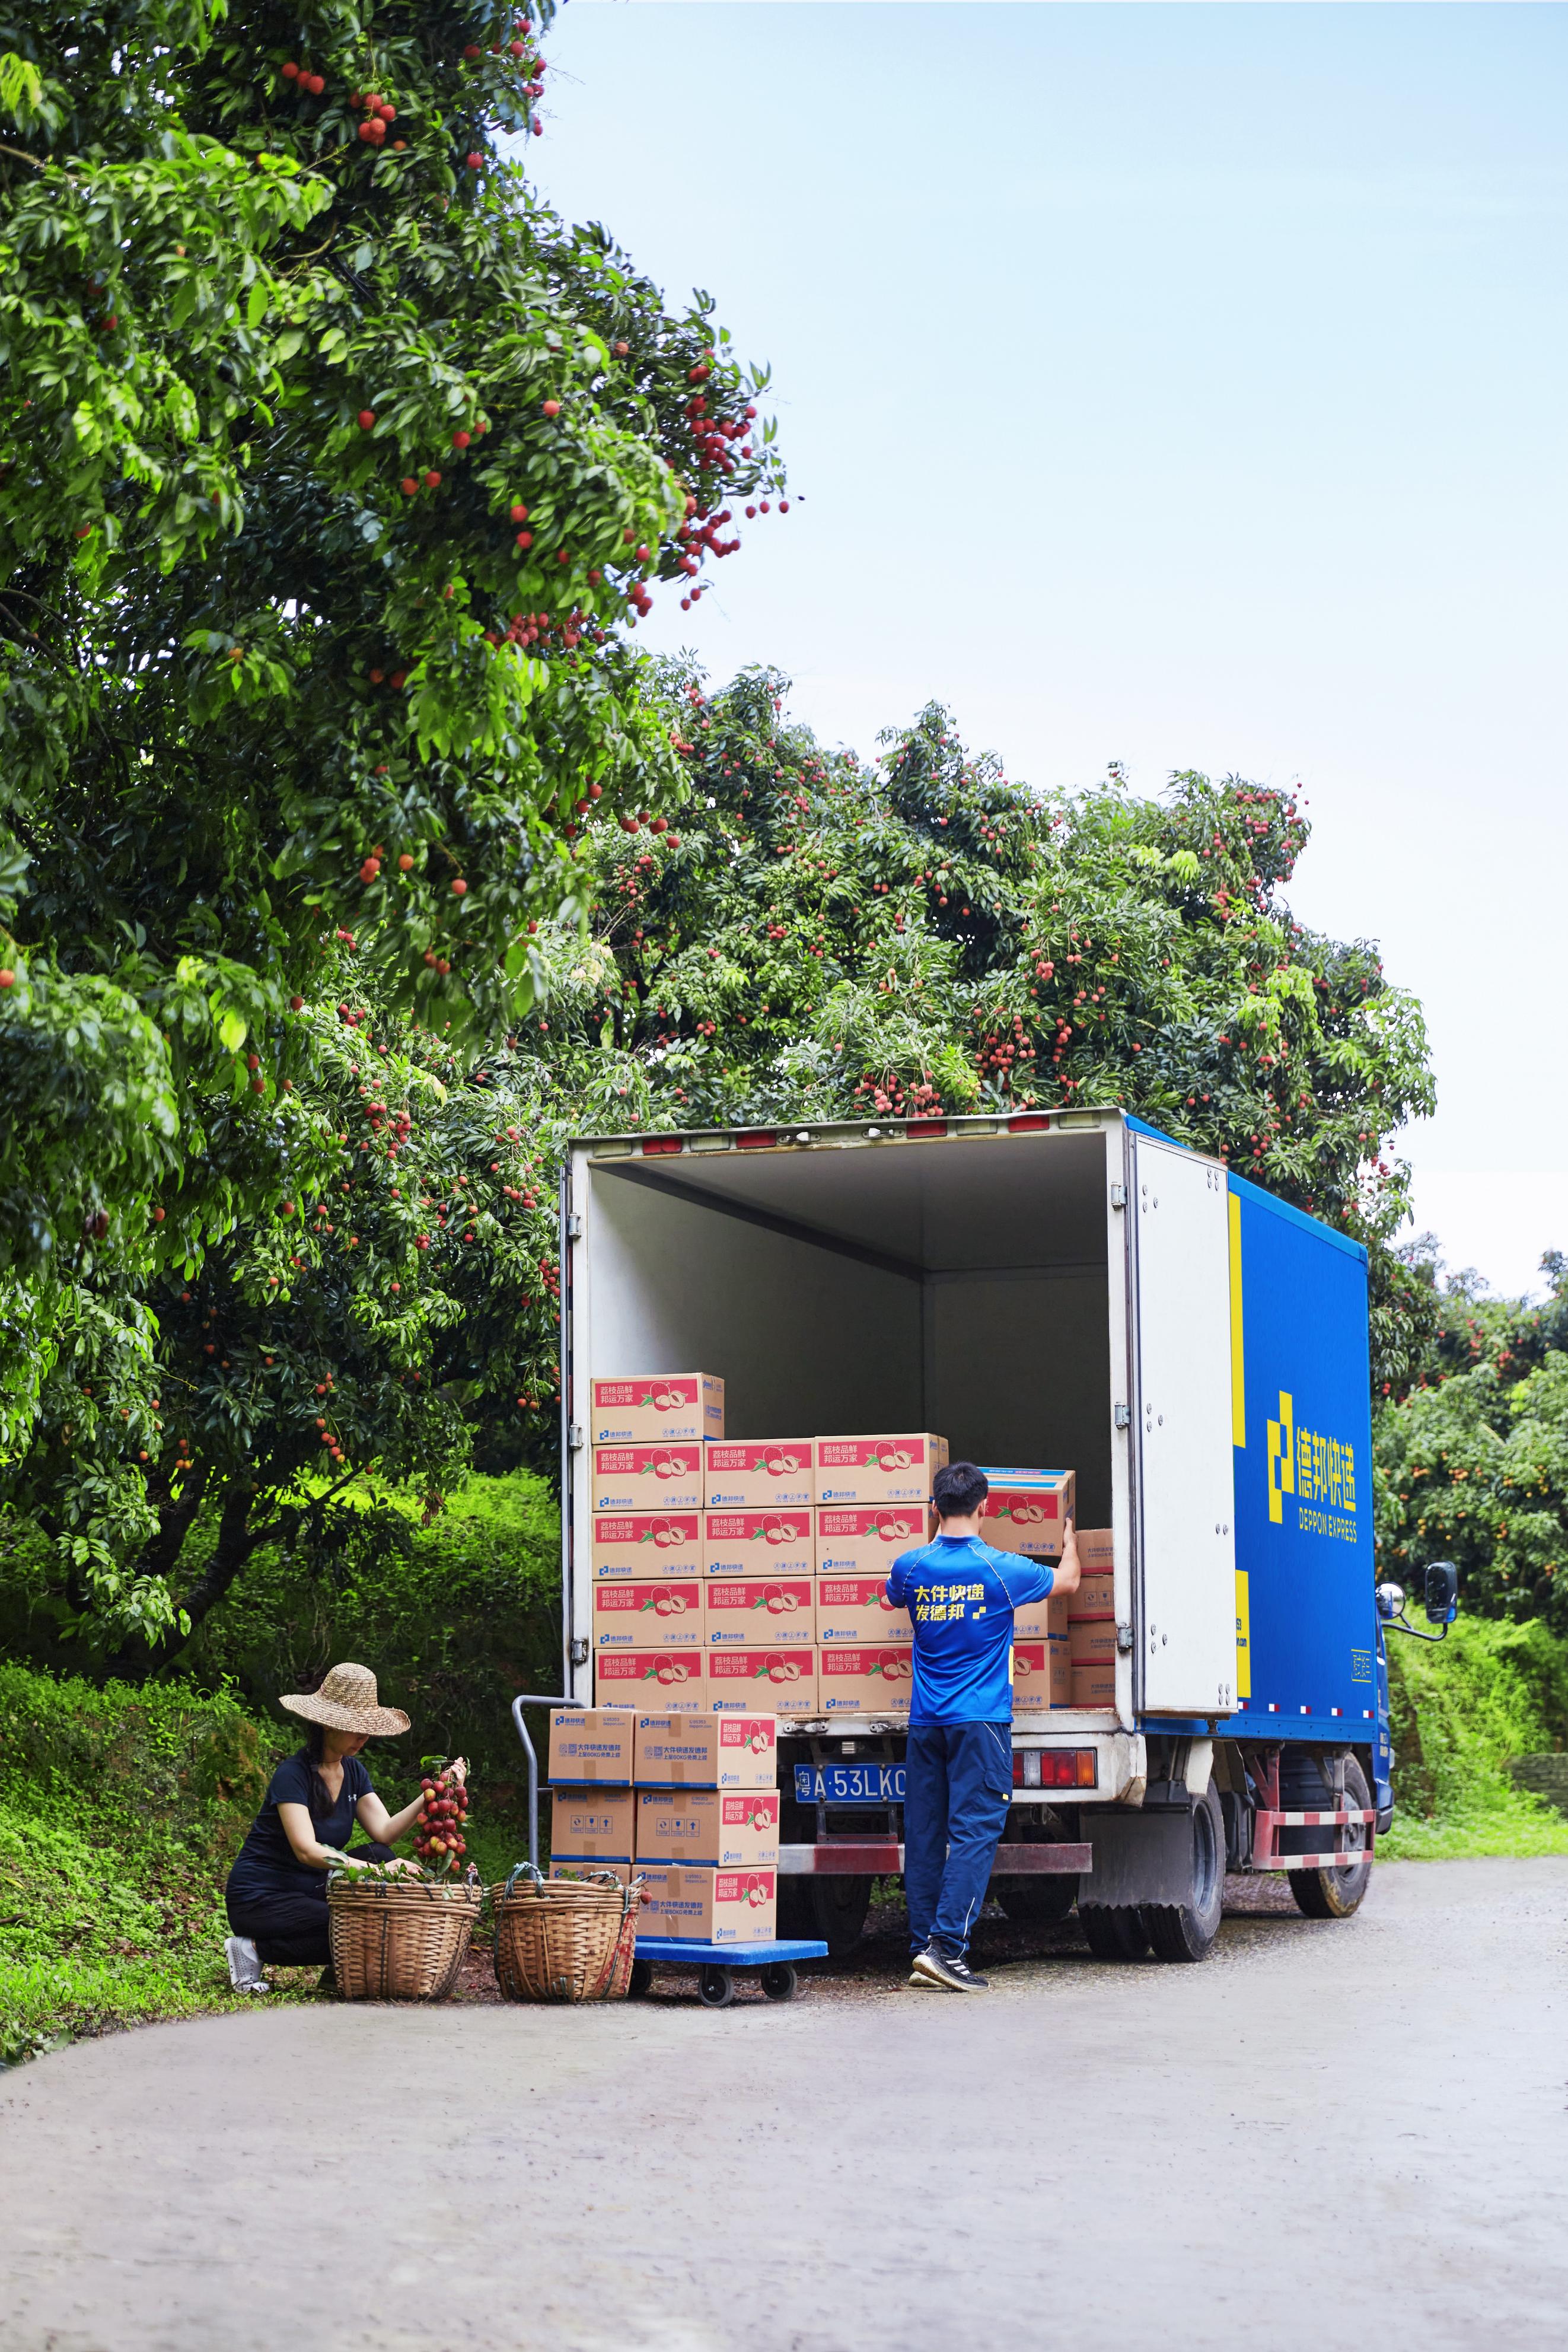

{"left": 223, "top": 1661, "right": 463, "bottom": 1992}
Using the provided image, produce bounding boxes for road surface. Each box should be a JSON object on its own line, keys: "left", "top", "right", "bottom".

{"left": 1, "top": 1857, "right": 1563, "bottom": 2351}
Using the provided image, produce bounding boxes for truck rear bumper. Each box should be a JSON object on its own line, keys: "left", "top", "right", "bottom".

{"left": 778, "top": 1842, "right": 1091, "bottom": 1876}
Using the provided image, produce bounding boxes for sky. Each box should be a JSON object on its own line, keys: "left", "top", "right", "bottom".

{"left": 518, "top": 2, "right": 1567, "bottom": 1298}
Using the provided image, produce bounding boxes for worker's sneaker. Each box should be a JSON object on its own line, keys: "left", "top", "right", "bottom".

{"left": 224, "top": 1937, "right": 270, "bottom": 1995}
{"left": 910, "top": 1943, "right": 989, "bottom": 1993}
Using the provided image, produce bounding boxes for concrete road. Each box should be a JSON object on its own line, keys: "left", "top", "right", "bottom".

{"left": 1, "top": 1858, "right": 1563, "bottom": 2352}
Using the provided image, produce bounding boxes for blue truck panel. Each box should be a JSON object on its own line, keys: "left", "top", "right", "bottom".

{"left": 1222, "top": 1170, "right": 1378, "bottom": 1742}
{"left": 1133, "top": 1125, "right": 1379, "bottom": 1750}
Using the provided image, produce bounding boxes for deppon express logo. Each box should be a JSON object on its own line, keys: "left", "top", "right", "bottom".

{"left": 1266, "top": 1390, "right": 1359, "bottom": 1543}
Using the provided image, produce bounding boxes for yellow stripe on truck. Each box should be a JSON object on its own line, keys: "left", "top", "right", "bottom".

{"left": 1229, "top": 1189, "right": 1245, "bottom": 1449}
{"left": 1235, "top": 1571, "right": 1251, "bottom": 1701}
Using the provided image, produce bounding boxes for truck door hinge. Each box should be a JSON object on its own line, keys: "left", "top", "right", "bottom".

{"left": 1116, "top": 1622, "right": 1134, "bottom": 1654}
{"left": 569, "top": 1636, "right": 589, "bottom": 1667}
{"left": 564, "top": 1212, "right": 583, "bottom": 1240}
{"left": 1114, "top": 1403, "right": 1131, "bottom": 1428}
{"left": 1110, "top": 1183, "right": 1127, "bottom": 1209}
{"left": 567, "top": 1421, "right": 585, "bottom": 1450}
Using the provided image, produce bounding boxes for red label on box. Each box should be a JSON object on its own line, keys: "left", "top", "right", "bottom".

{"left": 817, "top": 1507, "right": 928, "bottom": 1546}
{"left": 594, "top": 1579, "right": 700, "bottom": 1615}
{"left": 708, "top": 1648, "right": 814, "bottom": 1694}
{"left": 820, "top": 1646, "right": 915, "bottom": 1688}
{"left": 705, "top": 1510, "right": 812, "bottom": 1547}
{"left": 594, "top": 1378, "right": 699, "bottom": 1411}
{"left": 817, "top": 1438, "right": 930, "bottom": 1471}
{"left": 818, "top": 1576, "right": 902, "bottom": 1609}
{"left": 595, "top": 1650, "right": 703, "bottom": 1695}
{"left": 594, "top": 1443, "right": 702, "bottom": 1483}
{"left": 593, "top": 1513, "right": 701, "bottom": 1554}
{"left": 724, "top": 1792, "right": 779, "bottom": 1829}
{"left": 706, "top": 1443, "right": 810, "bottom": 1479}
{"left": 983, "top": 1490, "right": 1060, "bottom": 1527}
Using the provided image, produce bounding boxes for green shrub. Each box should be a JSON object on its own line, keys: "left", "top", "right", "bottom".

{"left": 0, "top": 1662, "right": 272, "bottom": 2063}
{"left": 1382, "top": 1616, "right": 1568, "bottom": 1858}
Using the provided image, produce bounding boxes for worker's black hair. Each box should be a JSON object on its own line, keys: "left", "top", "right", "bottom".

{"left": 933, "top": 1461, "right": 989, "bottom": 1521}
{"left": 302, "top": 1721, "right": 336, "bottom": 1816}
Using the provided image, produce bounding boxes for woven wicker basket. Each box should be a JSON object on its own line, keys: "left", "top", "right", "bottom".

{"left": 326, "top": 1876, "right": 482, "bottom": 2001}
{"left": 492, "top": 1866, "right": 643, "bottom": 2003}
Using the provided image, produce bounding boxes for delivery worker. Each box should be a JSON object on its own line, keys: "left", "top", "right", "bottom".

{"left": 886, "top": 1462, "right": 1081, "bottom": 1993}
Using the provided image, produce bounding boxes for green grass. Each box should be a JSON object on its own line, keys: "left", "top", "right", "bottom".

{"left": 1381, "top": 1615, "right": 1568, "bottom": 1859}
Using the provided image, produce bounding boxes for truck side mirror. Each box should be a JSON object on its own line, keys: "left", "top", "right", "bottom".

{"left": 1424, "top": 1562, "right": 1458, "bottom": 1626}
{"left": 1375, "top": 1581, "right": 1406, "bottom": 1622}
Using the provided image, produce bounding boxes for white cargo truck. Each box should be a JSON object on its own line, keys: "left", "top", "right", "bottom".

{"left": 557, "top": 1107, "right": 1417, "bottom": 1963}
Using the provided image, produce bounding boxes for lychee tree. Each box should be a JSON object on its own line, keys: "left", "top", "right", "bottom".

{"left": 0, "top": 1, "right": 783, "bottom": 1473}
{"left": 504, "top": 666, "right": 1438, "bottom": 1393}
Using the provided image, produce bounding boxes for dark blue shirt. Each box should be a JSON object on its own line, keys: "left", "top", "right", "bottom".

{"left": 226, "top": 1749, "right": 373, "bottom": 1898}
{"left": 886, "top": 1535, "right": 1054, "bottom": 1726}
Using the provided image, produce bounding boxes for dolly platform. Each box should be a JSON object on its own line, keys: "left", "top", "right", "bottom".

{"left": 629, "top": 1937, "right": 828, "bottom": 2008}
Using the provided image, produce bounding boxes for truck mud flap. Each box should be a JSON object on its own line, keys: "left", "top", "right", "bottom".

{"left": 1082, "top": 1807, "right": 1197, "bottom": 1908}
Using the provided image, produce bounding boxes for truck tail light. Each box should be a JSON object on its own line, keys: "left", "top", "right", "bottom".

{"left": 736, "top": 1130, "right": 777, "bottom": 1151}
{"left": 906, "top": 1118, "right": 948, "bottom": 1138}
{"left": 1012, "top": 1748, "right": 1098, "bottom": 1790}
{"left": 1008, "top": 1113, "right": 1050, "bottom": 1133}
{"left": 640, "top": 1136, "right": 683, "bottom": 1156}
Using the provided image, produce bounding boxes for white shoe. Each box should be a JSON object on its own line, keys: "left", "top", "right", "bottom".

{"left": 225, "top": 1936, "right": 270, "bottom": 1994}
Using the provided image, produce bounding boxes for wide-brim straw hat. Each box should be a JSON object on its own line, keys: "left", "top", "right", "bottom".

{"left": 279, "top": 1662, "right": 410, "bottom": 1738}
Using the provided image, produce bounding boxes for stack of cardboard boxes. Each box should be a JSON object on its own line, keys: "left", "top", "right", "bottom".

{"left": 548, "top": 1706, "right": 779, "bottom": 1942}
{"left": 587, "top": 1374, "right": 1116, "bottom": 1718}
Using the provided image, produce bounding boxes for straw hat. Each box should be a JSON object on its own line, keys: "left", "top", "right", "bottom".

{"left": 280, "top": 1662, "right": 410, "bottom": 1738}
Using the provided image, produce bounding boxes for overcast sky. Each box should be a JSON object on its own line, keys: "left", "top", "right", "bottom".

{"left": 521, "top": 2, "right": 1567, "bottom": 1297}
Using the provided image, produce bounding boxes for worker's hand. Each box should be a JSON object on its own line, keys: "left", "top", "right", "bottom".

{"left": 1054, "top": 1516, "right": 1082, "bottom": 1596}
{"left": 387, "top": 1857, "right": 423, "bottom": 1877}
{"left": 447, "top": 1756, "right": 469, "bottom": 1787}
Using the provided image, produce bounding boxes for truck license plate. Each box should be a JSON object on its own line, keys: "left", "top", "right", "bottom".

{"left": 794, "top": 1762, "right": 906, "bottom": 1805}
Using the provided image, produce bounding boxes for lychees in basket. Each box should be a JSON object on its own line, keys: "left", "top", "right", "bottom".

{"left": 413, "top": 1763, "right": 470, "bottom": 1871}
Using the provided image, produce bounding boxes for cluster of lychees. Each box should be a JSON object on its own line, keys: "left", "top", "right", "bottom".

{"left": 413, "top": 1764, "right": 470, "bottom": 1872}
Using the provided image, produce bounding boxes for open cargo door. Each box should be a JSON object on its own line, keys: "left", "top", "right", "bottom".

{"left": 1132, "top": 1135, "right": 1238, "bottom": 1717}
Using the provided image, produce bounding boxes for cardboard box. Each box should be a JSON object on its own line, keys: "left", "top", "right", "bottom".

{"left": 1012, "top": 1639, "right": 1071, "bottom": 1712}
{"left": 549, "top": 1860, "right": 634, "bottom": 1887}
{"left": 635, "top": 1787, "right": 780, "bottom": 1868}
{"left": 592, "top": 1577, "right": 703, "bottom": 1650}
{"left": 633, "top": 1712, "right": 777, "bottom": 1788}
{"left": 704, "top": 1577, "right": 814, "bottom": 1646}
{"left": 815, "top": 1503, "right": 931, "bottom": 1577}
{"left": 705, "top": 1440, "right": 814, "bottom": 1511}
{"left": 977, "top": 1468, "right": 1076, "bottom": 1559}
{"left": 1075, "top": 1527, "right": 1115, "bottom": 1571}
{"left": 1070, "top": 1571, "right": 1116, "bottom": 1620}
{"left": 707, "top": 1646, "right": 818, "bottom": 1716}
{"left": 1012, "top": 1586, "right": 1070, "bottom": 1644}
{"left": 814, "top": 1434, "right": 949, "bottom": 1506}
{"left": 638, "top": 1862, "right": 776, "bottom": 1944}
{"left": 591, "top": 1511, "right": 703, "bottom": 1580}
{"left": 594, "top": 1649, "right": 705, "bottom": 1705}
{"left": 549, "top": 1786, "right": 636, "bottom": 1863}
{"left": 547, "top": 1707, "right": 636, "bottom": 1785}
{"left": 1069, "top": 1617, "right": 1118, "bottom": 1666}
{"left": 703, "top": 1507, "right": 814, "bottom": 1578}
{"left": 815, "top": 1575, "right": 913, "bottom": 1646}
{"left": 590, "top": 1374, "right": 725, "bottom": 1446}
{"left": 592, "top": 1442, "right": 703, "bottom": 1512}
{"left": 820, "top": 1644, "right": 914, "bottom": 1717}
{"left": 1070, "top": 1660, "right": 1117, "bottom": 1710}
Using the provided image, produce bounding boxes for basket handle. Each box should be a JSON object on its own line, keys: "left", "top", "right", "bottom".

{"left": 503, "top": 1860, "right": 548, "bottom": 1902}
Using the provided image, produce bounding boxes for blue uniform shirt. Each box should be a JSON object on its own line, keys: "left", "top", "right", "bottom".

{"left": 885, "top": 1535, "right": 1054, "bottom": 1726}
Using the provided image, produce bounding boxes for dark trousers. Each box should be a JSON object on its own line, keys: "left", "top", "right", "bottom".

{"left": 225, "top": 1845, "right": 394, "bottom": 1967}
{"left": 904, "top": 1722, "right": 1012, "bottom": 1958}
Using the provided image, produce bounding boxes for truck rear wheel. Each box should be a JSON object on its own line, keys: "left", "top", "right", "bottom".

{"left": 1143, "top": 1782, "right": 1225, "bottom": 1963}
{"left": 1287, "top": 1754, "right": 1373, "bottom": 1920}
{"left": 1079, "top": 1904, "right": 1151, "bottom": 1960}
{"left": 998, "top": 1875, "right": 1079, "bottom": 1928}
{"left": 777, "top": 1870, "right": 872, "bottom": 1958}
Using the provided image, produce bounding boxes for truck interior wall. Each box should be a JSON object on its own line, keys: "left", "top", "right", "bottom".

{"left": 586, "top": 1174, "right": 924, "bottom": 1433}
{"left": 585, "top": 1130, "right": 1115, "bottom": 1524}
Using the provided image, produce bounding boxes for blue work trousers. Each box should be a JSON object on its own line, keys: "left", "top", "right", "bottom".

{"left": 903, "top": 1721, "right": 1012, "bottom": 1958}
